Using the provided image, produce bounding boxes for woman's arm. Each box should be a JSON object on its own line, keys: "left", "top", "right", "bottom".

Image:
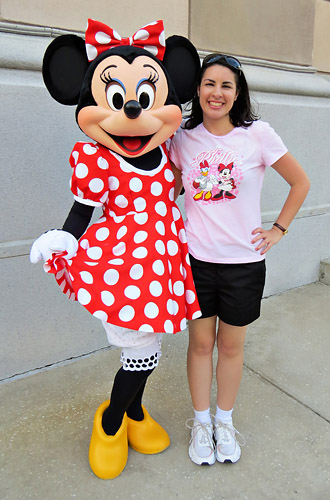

{"left": 170, "top": 161, "right": 183, "bottom": 200}
{"left": 251, "top": 152, "right": 310, "bottom": 255}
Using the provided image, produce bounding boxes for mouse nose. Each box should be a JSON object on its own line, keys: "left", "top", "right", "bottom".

{"left": 124, "top": 100, "right": 142, "bottom": 119}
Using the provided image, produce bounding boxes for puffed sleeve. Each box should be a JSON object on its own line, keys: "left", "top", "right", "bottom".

{"left": 69, "top": 142, "right": 110, "bottom": 207}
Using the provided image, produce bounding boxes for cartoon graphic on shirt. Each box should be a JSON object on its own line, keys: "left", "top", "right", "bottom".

{"left": 188, "top": 148, "right": 243, "bottom": 204}
{"left": 212, "top": 162, "right": 237, "bottom": 200}
{"left": 192, "top": 160, "right": 218, "bottom": 200}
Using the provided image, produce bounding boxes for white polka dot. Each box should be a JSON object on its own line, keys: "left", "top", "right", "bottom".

{"left": 144, "top": 302, "right": 159, "bottom": 319}
{"left": 155, "top": 240, "right": 165, "bottom": 255}
{"left": 152, "top": 260, "right": 165, "bottom": 276}
{"left": 109, "top": 176, "right": 120, "bottom": 190}
{"left": 86, "top": 44, "right": 98, "bottom": 61}
{"left": 192, "top": 311, "right": 201, "bottom": 319}
{"left": 155, "top": 201, "right": 167, "bottom": 217}
{"left": 119, "top": 305, "right": 135, "bottom": 322}
{"left": 77, "top": 288, "right": 91, "bottom": 305}
{"left": 97, "top": 156, "right": 109, "bottom": 169}
{"left": 95, "top": 31, "right": 111, "bottom": 44}
{"left": 171, "top": 221, "right": 178, "bottom": 236}
{"left": 149, "top": 281, "right": 162, "bottom": 297}
{"left": 112, "top": 213, "right": 125, "bottom": 223}
{"left": 93, "top": 310, "right": 108, "bottom": 321}
{"left": 108, "top": 258, "right": 124, "bottom": 265}
{"left": 168, "top": 279, "right": 173, "bottom": 294}
{"left": 130, "top": 264, "right": 144, "bottom": 280}
{"left": 132, "top": 247, "right": 148, "bottom": 259}
{"left": 186, "top": 254, "right": 191, "bottom": 266}
{"left": 164, "top": 320, "right": 174, "bottom": 333}
{"left": 168, "top": 260, "right": 172, "bottom": 274}
{"left": 139, "top": 324, "right": 154, "bottom": 332}
{"left": 169, "top": 187, "right": 175, "bottom": 201}
{"left": 173, "top": 281, "right": 184, "bottom": 296}
{"left": 112, "top": 242, "right": 126, "bottom": 256}
{"left": 75, "top": 163, "right": 88, "bottom": 179}
{"left": 172, "top": 206, "right": 181, "bottom": 221}
{"left": 72, "top": 151, "right": 79, "bottom": 165}
{"left": 87, "top": 246, "right": 102, "bottom": 260}
{"left": 134, "top": 28, "right": 149, "bottom": 40}
{"left": 180, "top": 318, "right": 187, "bottom": 330}
{"left": 179, "top": 228, "right": 187, "bottom": 244}
{"left": 129, "top": 177, "right": 143, "bottom": 192}
{"left": 80, "top": 239, "right": 89, "bottom": 249}
{"left": 83, "top": 144, "right": 97, "bottom": 155}
{"left": 134, "top": 213, "right": 148, "bottom": 225}
{"left": 155, "top": 221, "right": 165, "bottom": 235}
{"left": 167, "top": 240, "right": 179, "bottom": 256}
{"left": 134, "top": 197, "right": 146, "bottom": 212}
{"left": 101, "top": 291, "right": 115, "bottom": 306}
{"left": 100, "top": 192, "right": 108, "bottom": 204}
{"left": 134, "top": 231, "right": 148, "bottom": 243}
{"left": 115, "top": 195, "right": 128, "bottom": 208}
{"left": 89, "top": 178, "right": 104, "bottom": 193}
{"left": 124, "top": 285, "right": 141, "bottom": 300}
{"left": 186, "top": 290, "right": 196, "bottom": 304}
{"left": 117, "top": 226, "right": 128, "bottom": 239}
{"left": 79, "top": 271, "right": 93, "bottom": 284}
{"left": 103, "top": 269, "right": 120, "bottom": 285}
{"left": 95, "top": 227, "right": 110, "bottom": 241}
{"left": 85, "top": 261, "right": 98, "bottom": 267}
{"left": 167, "top": 299, "right": 179, "bottom": 315}
{"left": 151, "top": 182, "right": 163, "bottom": 196}
{"left": 164, "top": 168, "right": 174, "bottom": 182}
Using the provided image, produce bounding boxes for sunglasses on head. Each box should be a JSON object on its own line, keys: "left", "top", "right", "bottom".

{"left": 202, "top": 53, "right": 241, "bottom": 71}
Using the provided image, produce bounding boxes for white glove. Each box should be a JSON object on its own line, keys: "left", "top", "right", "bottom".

{"left": 30, "top": 229, "right": 78, "bottom": 264}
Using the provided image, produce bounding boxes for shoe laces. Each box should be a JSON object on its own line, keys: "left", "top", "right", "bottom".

{"left": 212, "top": 417, "right": 246, "bottom": 447}
{"left": 185, "top": 418, "right": 215, "bottom": 450}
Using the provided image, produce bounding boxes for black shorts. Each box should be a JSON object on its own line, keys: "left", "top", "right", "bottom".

{"left": 189, "top": 255, "right": 266, "bottom": 327}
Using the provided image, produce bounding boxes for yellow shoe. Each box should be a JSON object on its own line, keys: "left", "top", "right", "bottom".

{"left": 89, "top": 400, "right": 128, "bottom": 479}
{"left": 127, "top": 406, "right": 170, "bottom": 454}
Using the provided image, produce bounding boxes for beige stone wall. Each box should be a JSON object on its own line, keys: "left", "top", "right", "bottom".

{"left": 313, "top": 0, "right": 330, "bottom": 72}
{"left": 190, "top": 0, "right": 315, "bottom": 66}
{"left": 0, "top": 0, "right": 189, "bottom": 37}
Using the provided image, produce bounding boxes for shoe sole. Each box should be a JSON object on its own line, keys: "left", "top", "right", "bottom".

{"left": 216, "top": 447, "right": 241, "bottom": 464}
{"left": 189, "top": 448, "right": 216, "bottom": 466}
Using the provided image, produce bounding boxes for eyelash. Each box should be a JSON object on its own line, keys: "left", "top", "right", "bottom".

{"left": 100, "top": 71, "right": 113, "bottom": 85}
{"left": 100, "top": 71, "right": 159, "bottom": 87}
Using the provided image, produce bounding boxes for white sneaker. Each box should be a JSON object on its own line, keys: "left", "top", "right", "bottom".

{"left": 213, "top": 419, "right": 245, "bottom": 463}
{"left": 186, "top": 419, "right": 216, "bottom": 466}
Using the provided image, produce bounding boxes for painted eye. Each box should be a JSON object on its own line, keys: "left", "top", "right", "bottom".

{"left": 106, "top": 83, "right": 125, "bottom": 111}
{"left": 137, "top": 82, "right": 155, "bottom": 110}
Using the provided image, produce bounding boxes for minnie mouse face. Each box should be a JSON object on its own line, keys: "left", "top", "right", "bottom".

{"left": 42, "top": 21, "right": 200, "bottom": 160}
{"left": 77, "top": 54, "right": 182, "bottom": 157}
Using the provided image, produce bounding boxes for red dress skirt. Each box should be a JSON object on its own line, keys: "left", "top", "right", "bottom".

{"left": 45, "top": 141, "right": 201, "bottom": 334}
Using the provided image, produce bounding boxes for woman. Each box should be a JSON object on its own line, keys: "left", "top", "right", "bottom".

{"left": 169, "top": 54, "right": 310, "bottom": 466}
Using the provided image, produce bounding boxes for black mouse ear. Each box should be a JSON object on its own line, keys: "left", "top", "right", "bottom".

{"left": 163, "top": 35, "right": 200, "bottom": 104}
{"left": 42, "top": 34, "right": 89, "bottom": 105}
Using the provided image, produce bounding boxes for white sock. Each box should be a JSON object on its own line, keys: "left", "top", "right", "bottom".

{"left": 215, "top": 406, "right": 233, "bottom": 425}
{"left": 194, "top": 408, "right": 212, "bottom": 424}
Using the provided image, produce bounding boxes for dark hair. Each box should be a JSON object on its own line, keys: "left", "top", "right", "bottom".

{"left": 184, "top": 54, "right": 259, "bottom": 130}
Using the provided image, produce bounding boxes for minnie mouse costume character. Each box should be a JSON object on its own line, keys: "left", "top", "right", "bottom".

{"left": 30, "top": 19, "right": 201, "bottom": 479}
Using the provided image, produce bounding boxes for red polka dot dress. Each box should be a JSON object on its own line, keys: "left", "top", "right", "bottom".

{"left": 46, "top": 142, "right": 201, "bottom": 334}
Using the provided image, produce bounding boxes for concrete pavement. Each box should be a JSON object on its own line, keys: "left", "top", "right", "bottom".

{"left": 1, "top": 281, "right": 329, "bottom": 500}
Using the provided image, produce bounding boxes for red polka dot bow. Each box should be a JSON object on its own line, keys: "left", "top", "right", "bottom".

{"left": 85, "top": 19, "right": 166, "bottom": 62}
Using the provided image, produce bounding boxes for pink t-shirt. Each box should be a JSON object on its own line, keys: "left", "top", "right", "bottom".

{"left": 169, "top": 120, "right": 288, "bottom": 264}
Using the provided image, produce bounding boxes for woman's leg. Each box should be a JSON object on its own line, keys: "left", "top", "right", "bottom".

{"left": 216, "top": 320, "right": 247, "bottom": 411}
{"left": 187, "top": 316, "right": 217, "bottom": 411}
